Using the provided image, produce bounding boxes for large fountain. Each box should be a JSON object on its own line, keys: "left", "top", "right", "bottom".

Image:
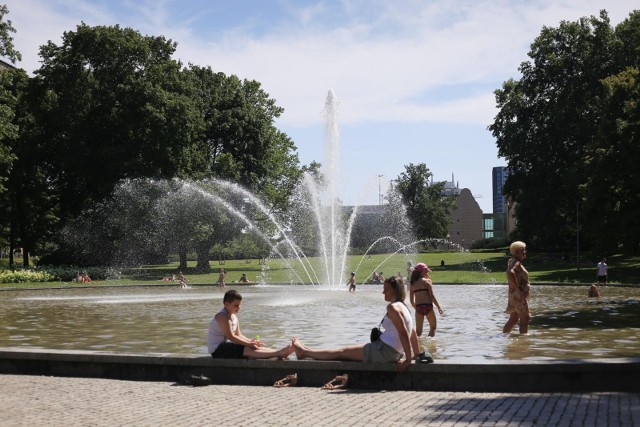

{"left": 188, "top": 89, "right": 414, "bottom": 287}
{"left": 61, "top": 89, "right": 418, "bottom": 287}
{"left": 1, "top": 92, "right": 639, "bottom": 363}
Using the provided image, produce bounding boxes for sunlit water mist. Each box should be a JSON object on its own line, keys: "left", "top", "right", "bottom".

{"left": 67, "top": 90, "right": 420, "bottom": 287}
{"left": 2, "top": 285, "right": 639, "bottom": 361}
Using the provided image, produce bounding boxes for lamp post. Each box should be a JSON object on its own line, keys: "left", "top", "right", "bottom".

{"left": 378, "top": 175, "right": 383, "bottom": 205}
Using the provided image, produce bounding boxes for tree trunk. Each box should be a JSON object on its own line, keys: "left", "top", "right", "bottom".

{"left": 178, "top": 249, "right": 188, "bottom": 272}
{"left": 195, "top": 242, "right": 212, "bottom": 271}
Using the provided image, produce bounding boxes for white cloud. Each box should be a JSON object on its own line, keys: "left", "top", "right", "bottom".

{"left": 4, "top": 0, "right": 636, "bottom": 212}
{"left": 174, "top": 0, "right": 636, "bottom": 128}
{"left": 5, "top": 0, "right": 638, "bottom": 129}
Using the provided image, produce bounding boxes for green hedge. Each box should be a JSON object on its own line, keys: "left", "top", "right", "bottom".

{"left": 0, "top": 269, "right": 56, "bottom": 283}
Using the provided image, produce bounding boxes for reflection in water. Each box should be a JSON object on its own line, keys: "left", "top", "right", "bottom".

{"left": 0, "top": 285, "right": 638, "bottom": 362}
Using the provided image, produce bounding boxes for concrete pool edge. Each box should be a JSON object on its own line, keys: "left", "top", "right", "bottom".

{"left": 1, "top": 347, "right": 638, "bottom": 392}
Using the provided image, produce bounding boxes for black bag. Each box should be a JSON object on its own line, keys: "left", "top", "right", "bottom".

{"left": 370, "top": 315, "right": 385, "bottom": 342}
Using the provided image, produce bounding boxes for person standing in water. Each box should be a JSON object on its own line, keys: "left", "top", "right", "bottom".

{"left": 347, "top": 272, "right": 356, "bottom": 292}
{"left": 217, "top": 269, "right": 226, "bottom": 288}
{"left": 410, "top": 263, "right": 444, "bottom": 337}
{"left": 503, "top": 241, "right": 531, "bottom": 334}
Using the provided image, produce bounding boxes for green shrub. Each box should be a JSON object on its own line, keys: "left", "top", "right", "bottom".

{"left": 0, "top": 269, "right": 56, "bottom": 283}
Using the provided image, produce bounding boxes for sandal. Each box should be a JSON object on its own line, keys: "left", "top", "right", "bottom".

{"left": 273, "top": 373, "right": 297, "bottom": 387}
{"left": 321, "top": 374, "right": 348, "bottom": 390}
{"left": 189, "top": 374, "right": 213, "bottom": 387}
{"left": 416, "top": 351, "right": 434, "bottom": 363}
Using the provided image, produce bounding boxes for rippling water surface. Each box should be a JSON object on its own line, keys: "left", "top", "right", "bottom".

{"left": 1, "top": 284, "right": 638, "bottom": 361}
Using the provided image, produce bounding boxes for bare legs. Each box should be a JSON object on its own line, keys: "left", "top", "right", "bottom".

{"left": 426, "top": 311, "right": 437, "bottom": 337}
{"left": 415, "top": 311, "right": 437, "bottom": 337}
{"left": 243, "top": 342, "right": 294, "bottom": 359}
{"left": 410, "top": 328, "right": 420, "bottom": 358}
{"left": 503, "top": 312, "right": 529, "bottom": 334}
{"left": 292, "top": 337, "right": 365, "bottom": 361}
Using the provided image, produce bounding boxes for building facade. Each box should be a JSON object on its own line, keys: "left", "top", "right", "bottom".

{"left": 447, "top": 188, "right": 483, "bottom": 250}
{"left": 492, "top": 166, "right": 509, "bottom": 214}
{"left": 485, "top": 166, "right": 516, "bottom": 239}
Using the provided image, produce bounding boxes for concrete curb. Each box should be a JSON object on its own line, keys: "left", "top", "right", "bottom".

{"left": 1, "top": 347, "right": 638, "bottom": 392}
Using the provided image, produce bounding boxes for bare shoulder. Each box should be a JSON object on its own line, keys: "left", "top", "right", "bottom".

{"left": 387, "top": 301, "right": 402, "bottom": 314}
{"left": 215, "top": 310, "right": 229, "bottom": 321}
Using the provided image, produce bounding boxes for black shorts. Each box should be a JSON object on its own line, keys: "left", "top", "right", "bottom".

{"left": 211, "top": 341, "right": 245, "bottom": 359}
{"left": 597, "top": 275, "right": 607, "bottom": 283}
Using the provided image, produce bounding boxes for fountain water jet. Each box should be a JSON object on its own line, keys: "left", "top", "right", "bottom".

{"left": 60, "top": 90, "right": 416, "bottom": 287}
{"left": 186, "top": 90, "right": 389, "bottom": 287}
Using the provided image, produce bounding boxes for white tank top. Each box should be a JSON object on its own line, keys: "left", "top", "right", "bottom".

{"left": 380, "top": 302, "right": 414, "bottom": 354}
{"left": 207, "top": 308, "right": 237, "bottom": 353}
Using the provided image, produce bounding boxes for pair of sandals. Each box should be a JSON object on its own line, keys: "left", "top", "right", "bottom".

{"left": 272, "top": 373, "right": 348, "bottom": 390}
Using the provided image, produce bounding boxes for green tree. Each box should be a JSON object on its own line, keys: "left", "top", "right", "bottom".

{"left": 394, "top": 163, "right": 454, "bottom": 241}
{"left": 54, "top": 178, "right": 172, "bottom": 267}
{"left": 155, "top": 181, "right": 241, "bottom": 271}
{"left": 0, "top": 4, "right": 21, "bottom": 196}
{"left": 0, "top": 70, "right": 17, "bottom": 195}
{"left": 490, "top": 11, "right": 621, "bottom": 250}
{"left": 0, "top": 69, "right": 59, "bottom": 268}
{"left": 30, "top": 23, "right": 207, "bottom": 221}
{"left": 185, "top": 65, "right": 302, "bottom": 214}
{"left": 581, "top": 67, "right": 640, "bottom": 253}
{"left": 0, "top": 4, "right": 20, "bottom": 64}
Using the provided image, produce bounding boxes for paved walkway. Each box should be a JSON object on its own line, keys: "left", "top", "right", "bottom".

{"left": 1, "top": 374, "right": 638, "bottom": 426}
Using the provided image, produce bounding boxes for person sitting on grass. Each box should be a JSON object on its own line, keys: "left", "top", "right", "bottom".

{"left": 208, "top": 290, "right": 294, "bottom": 359}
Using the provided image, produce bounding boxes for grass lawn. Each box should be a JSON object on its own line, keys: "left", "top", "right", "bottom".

{"left": 2, "top": 251, "right": 639, "bottom": 289}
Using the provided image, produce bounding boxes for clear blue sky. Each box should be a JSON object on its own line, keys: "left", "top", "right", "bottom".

{"left": 5, "top": 0, "right": 638, "bottom": 212}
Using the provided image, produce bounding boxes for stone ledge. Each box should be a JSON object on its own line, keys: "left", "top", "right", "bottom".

{"left": 1, "top": 347, "right": 638, "bottom": 392}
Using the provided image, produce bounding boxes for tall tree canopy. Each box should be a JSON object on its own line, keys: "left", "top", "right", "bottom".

{"left": 29, "top": 23, "right": 207, "bottom": 220}
{"left": 0, "top": 4, "right": 20, "bottom": 64}
{"left": 0, "top": 4, "right": 21, "bottom": 195}
{"left": 490, "top": 10, "right": 640, "bottom": 253}
{"left": 394, "top": 163, "right": 454, "bottom": 241}
{"left": 1, "top": 22, "right": 307, "bottom": 267}
{"left": 185, "top": 65, "right": 302, "bottom": 214}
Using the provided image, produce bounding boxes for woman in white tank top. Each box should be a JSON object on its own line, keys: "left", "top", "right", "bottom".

{"left": 292, "top": 276, "right": 431, "bottom": 371}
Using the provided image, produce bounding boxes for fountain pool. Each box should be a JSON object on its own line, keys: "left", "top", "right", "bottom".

{"left": 1, "top": 284, "right": 638, "bottom": 362}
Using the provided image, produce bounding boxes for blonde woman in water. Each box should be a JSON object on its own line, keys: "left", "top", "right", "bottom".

{"left": 503, "top": 241, "right": 531, "bottom": 334}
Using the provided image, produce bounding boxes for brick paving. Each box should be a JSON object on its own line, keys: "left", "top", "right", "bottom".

{"left": 0, "top": 374, "right": 638, "bottom": 426}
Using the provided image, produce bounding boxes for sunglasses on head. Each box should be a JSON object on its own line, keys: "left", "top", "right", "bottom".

{"left": 386, "top": 276, "right": 398, "bottom": 288}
